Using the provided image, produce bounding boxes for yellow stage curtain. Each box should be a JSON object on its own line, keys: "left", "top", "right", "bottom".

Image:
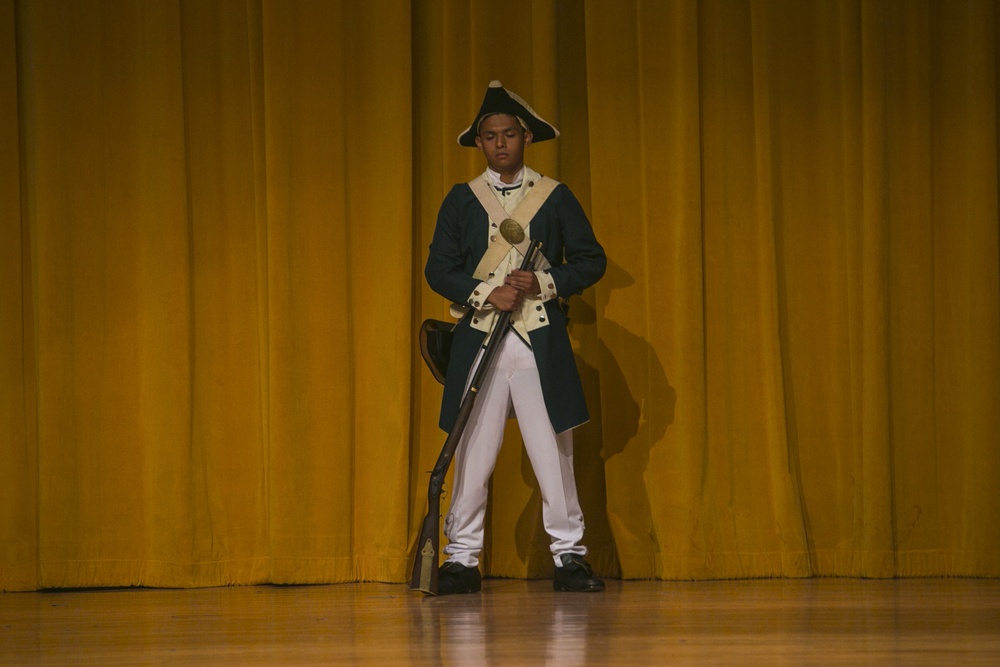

{"left": 579, "top": 0, "right": 1000, "bottom": 578}
{"left": 2, "top": 0, "right": 998, "bottom": 591}
{"left": 1, "top": 0, "right": 413, "bottom": 590}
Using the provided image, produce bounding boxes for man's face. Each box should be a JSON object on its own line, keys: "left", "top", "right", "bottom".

{"left": 475, "top": 114, "right": 532, "bottom": 178}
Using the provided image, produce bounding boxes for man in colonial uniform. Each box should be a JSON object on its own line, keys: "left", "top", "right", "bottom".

{"left": 424, "top": 81, "right": 606, "bottom": 594}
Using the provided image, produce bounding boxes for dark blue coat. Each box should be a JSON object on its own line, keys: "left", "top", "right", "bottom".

{"left": 424, "top": 180, "right": 606, "bottom": 434}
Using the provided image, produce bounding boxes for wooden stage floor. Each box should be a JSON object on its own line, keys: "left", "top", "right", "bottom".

{"left": 2, "top": 578, "right": 998, "bottom": 665}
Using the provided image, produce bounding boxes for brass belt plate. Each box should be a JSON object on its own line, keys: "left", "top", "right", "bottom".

{"left": 499, "top": 218, "right": 525, "bottom": 245}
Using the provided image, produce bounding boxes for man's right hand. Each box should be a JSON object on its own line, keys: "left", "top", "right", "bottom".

{"left": 485, "top": 285, "right": 523, "bottom": 312}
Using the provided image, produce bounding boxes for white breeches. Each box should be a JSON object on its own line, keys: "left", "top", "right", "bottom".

{"left": 443, "top": 331, "right": 587, "bottom": 568}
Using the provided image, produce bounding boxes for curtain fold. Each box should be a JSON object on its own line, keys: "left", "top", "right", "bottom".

{"left": 0, "top": 0, "right": 37, "bottom": 593}
{"left": 261, "top": 0, "right": 413, "bottom": 584}
{"left": 2, "top": 0, "right": 998, "bottom": 591}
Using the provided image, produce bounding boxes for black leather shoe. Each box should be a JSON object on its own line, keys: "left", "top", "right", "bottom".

{"left": 437, "top": 561, "right": 482, "bottom": 595}
{"left": 553, "top": 554, "right": 605, "bottom": 592}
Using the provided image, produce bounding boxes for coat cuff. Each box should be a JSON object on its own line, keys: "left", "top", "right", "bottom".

{"left": 534, "top": 270, "right": 558, "bottom": 302}
{"left": 466, "top": 282, "right": 497, "bottom": 310}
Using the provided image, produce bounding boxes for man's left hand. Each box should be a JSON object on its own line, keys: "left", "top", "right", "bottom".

{"left": 504, "top": 269, "right": 540, "bottom": 296}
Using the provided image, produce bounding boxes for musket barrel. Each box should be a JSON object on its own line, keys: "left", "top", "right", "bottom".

{"left": 410, "top": 240, "right": 543, "bottom": 594}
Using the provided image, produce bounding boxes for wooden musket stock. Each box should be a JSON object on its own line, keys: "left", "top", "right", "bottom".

{"left": 410, "top": 240, "right": 543, "bottom": 594}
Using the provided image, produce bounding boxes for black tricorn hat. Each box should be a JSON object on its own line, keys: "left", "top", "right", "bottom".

{"left": 457, "top": 80, "right": 559, "bottom": 147}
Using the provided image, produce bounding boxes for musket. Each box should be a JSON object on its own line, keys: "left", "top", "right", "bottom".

{"left": 410, "top": 239, "right": 543, "bottom": 594}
